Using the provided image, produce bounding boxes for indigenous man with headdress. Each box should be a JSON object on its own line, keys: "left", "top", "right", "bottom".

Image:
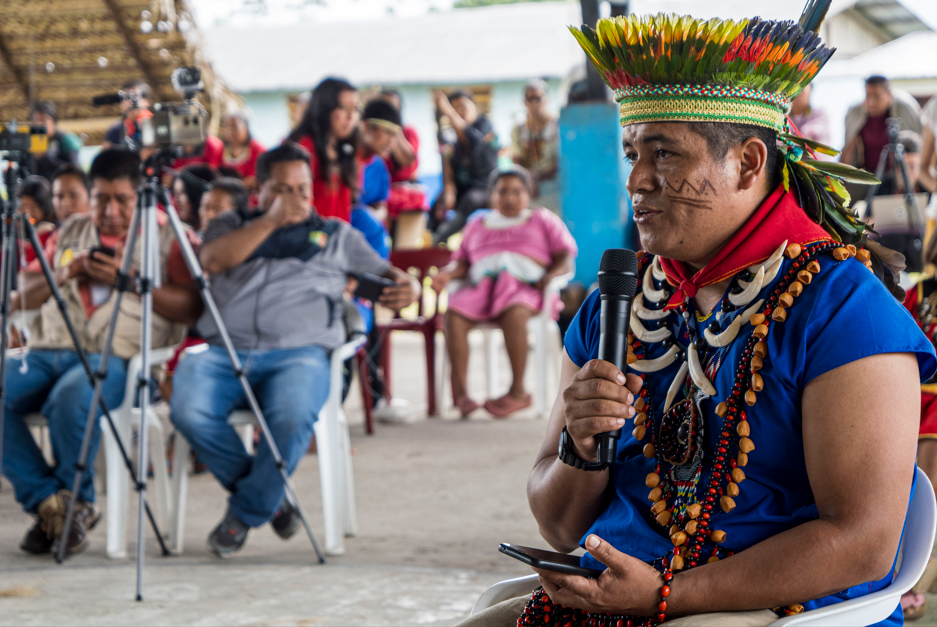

{"left": 463, "top": 3, "right": 937, "bottom": 627}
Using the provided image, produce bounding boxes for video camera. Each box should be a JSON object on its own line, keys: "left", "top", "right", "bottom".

{"left": 0, "top": 122, "right": 48, "bottom": 157}
{"left": 93, "top": 66, "right": 208, "bottom": 154}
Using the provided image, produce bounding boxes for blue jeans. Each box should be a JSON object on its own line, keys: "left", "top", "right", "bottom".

{"left": 2, "top": 349, "right": 128, "bottom": 513}
{"left": 169, "top": 344, "right": 330, "bottom": 527}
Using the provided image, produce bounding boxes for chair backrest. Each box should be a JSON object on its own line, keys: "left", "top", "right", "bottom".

{"left": 390, "top": 248, "right": 452, "bottom": 318}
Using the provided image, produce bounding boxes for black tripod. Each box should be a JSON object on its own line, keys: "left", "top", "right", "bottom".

{"left": 863, "top": 117, "right": 926, "bottom": 271}
{"left": 0, "top": 154, "right": 169, "bottom": 561}
{"left": 58, "top": 152, "right": 324, "bottom": 602}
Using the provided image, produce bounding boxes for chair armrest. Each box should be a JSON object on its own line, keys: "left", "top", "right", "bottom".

{"left": 471, "top": 574, "right": 539, "bottom": 616}
{"left": 332, "top": 335, "right": 368, "bottom": 364}
{"left": 124, "top": 346, "right": 179, "bottom": 406}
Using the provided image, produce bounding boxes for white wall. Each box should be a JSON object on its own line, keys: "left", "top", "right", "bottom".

{"left": 238, "top": 78, "right": 566, "bottom": 177}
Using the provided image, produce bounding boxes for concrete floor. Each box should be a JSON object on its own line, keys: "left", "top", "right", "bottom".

{"left": 1, "top": 332, "right": 937, "bottom": 626}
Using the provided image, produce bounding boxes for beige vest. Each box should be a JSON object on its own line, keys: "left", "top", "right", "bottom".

{"left": 29, "top": 214, "right": 185, "bottom": 360}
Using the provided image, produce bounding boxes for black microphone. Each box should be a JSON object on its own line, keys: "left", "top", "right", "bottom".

{"left": 92, "top": 93, "right": 124, "bottom": 106}
{"left": 595, "top": 248, "right": 639, "bottom": 466}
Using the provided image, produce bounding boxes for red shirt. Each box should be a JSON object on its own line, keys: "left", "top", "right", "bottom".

{"left": 385, "top": 125, "right": 420, "bottom": 183}
{"left": 860, "top": 114, "right": 889, "bottom": 174}
{"left": 296, "top": 135, "right": 353, "bottom": 223}
{"left": 222, "top": 139, "right": 266, "bottom": 180}
{"left": 172, "top": 135, "right": 225, "bottom": 170}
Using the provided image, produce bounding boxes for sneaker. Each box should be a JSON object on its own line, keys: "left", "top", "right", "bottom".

{"left": 207, "top": 510, "right": 250, "bottom": 558}
{"left": 373, "top": 398, "right": 418, "bottom": 424}
{"left": 20, "top": 518, "right": 53, "bottom": 555}
{"left": 271, "top": 500, "right": 301, "bottom": 540}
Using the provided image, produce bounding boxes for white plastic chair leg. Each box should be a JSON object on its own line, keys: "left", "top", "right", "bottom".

{"left": 236, "top": 424, "right": 254, "bottom": 455}
{"left": 316, "top": 348, "right": 348, "bottom": 556}
{"left": 530, "top": 319, "right": 548, "bottom": 417}
{"left": 338, "top": 407, "right": 358, "bottom": 537}
{"left": 437, "top": 332, "right": 451, "bottom": 414}
{"left": 169, "top": 434, "right": 190, "bottom": 555}
{"left": 144, "top": 410, "right": 171, "bottom": 536}
{"left": 484, "top": 329, "right": 499, "bottom": 398}
{"left": 103, "top": 413, "right": 131, "bottom": 559}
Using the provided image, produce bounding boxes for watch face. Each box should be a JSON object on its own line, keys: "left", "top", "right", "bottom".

{"left": 558, "top": 428, "right": 568, "bottom": 457}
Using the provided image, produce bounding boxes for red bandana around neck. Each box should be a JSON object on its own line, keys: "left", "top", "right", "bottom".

{"left": 658, "top": 186, "right": 831, "bottom": 310}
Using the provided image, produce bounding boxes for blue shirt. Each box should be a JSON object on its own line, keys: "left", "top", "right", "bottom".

{"left": 565, "top": 253, "right": 936, "bottom": 624}
{"left": 351, "top": 205, "right": 391, "bottom": 332}
{"left": 360, "top": 155, "right": 391, "bottom": 208}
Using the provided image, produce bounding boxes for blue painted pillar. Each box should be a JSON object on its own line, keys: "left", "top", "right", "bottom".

{"left": 558, "top": 102, "right": 633, "bottom": 287}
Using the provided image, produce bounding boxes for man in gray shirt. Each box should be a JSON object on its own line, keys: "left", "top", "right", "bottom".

{"left": 170, "top": 142, "right": 417, "bottom": 557}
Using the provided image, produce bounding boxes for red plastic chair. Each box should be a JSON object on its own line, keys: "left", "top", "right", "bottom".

{"left": 374, "top": 248, "right": 452, "bottom": 422}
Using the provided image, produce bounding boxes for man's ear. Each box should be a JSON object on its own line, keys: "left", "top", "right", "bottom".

{"left": 738, "top": 137, "right": 769, "bottom": 192}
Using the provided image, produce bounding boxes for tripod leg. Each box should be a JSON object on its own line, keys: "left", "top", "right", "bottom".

{"left": 135, "top": 194, "right": 158, "bottom": 601}
{"left": 56, "top": 206, "right": 143, "bottom": 564}
{"left": 161, "top": 203, "right": 326, "bottom": 563}
{"left": 0, "top": 210, "right": 18, "bottom": 476}
{"left": 20, "top": 216, "right": 170, "bottom": 557}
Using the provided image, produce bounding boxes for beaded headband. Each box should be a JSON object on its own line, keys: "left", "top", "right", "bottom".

{"left": 570, "top": 12, "right": 834, "bottom": 130}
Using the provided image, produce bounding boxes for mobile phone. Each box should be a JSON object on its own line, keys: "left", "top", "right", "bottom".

{"left": 89, "top": 245, "right": 116, "bottom": 259}
{"left": 353, "top": 273, "right": 396, "bottom": 302}
{"left": 499, "top": 543, "right": 604, "bottom": 579}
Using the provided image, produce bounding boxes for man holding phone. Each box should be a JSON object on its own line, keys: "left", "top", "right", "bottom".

{"left": 170, "top": 142, "right": 418, "bottom": 557}
{"left": 5, "top": 149, "right": 201, "bottom": 557}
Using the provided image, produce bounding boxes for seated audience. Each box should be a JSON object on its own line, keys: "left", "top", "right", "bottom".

{"left": 221, "top": 112, "right": 266, "bottom": 193}
{"left": 843, "top": 76, "right": 923, "bottom": 172}
{"left": 16, "top": 176, "right": 57, "bottom": 264}
{"left": 50, "top": 163, "right": 91, "bottom": 224}
{"left": 432, "top": 166, "right": 576, "bottom": 418}
{"left": 429, "top": 89, "right": 499, "bottom": 244}
{"left": 169, "top": 142, "right": 418, "bottom": 557}
{"left": 378, "top": 89, "right": 427, "bottom": 222}
{"left": 788, "top": 83, "right": 831, "bottom": 148}
{"left": 101, "top": 79, "right": 151, "bottom": 149}
{"left": 172, "top": 164, "right": 218, "bottom": 230}
{"left": 288, "top": 78, "right": 361, "bottom": 222}
{"left": 4, "top": 149, "right": 200, "bottom": 556}
{"left": 511, "top": 79, "right": 560, "bottom": 213}
{"left": 877, "top": 130, "right": 924, "bottom": 195}
{"left": 28, "top": 100, "right": 82, "bottom": 180}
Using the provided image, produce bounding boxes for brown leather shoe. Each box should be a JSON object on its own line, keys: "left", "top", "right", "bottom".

{"left": 20, "top": 518, "right": 53, "bottom": 555}
{"left": 40, "top": 490, "right": 91, "bottom": 557}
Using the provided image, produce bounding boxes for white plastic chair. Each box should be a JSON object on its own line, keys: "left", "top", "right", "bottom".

{"left": 23, "top": 346, "right": 177, "bottom": 559}
{"left": 439, "top": 272, "right": 571, "bottom": 418}
{"left": 471, "top": 467, "right": 937, "bottom": 625}
{"left": 168, "top": 335, "right": 366, "bottom": 557}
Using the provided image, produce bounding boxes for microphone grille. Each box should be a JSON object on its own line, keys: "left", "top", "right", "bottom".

{"left": 598, "top": 249, "right": 638, "bottom": 297}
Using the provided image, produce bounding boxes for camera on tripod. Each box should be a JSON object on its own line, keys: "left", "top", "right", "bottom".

{"left": 93, "top": 66, "right": 208, "bottom": 154}
{"left": 0, "top": 122, "right": 48, "bottom": 156}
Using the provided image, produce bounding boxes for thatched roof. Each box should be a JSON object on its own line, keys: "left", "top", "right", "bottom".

{"left": 0, "top": 0, "right": 234, "bottom": 145}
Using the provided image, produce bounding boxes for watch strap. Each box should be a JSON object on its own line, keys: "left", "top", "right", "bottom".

{"left": 558, "top": 426, "right": 608, "bottom": 471}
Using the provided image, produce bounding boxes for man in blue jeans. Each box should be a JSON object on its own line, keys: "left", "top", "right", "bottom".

{"left": 170, "top": 142, "right": 418, "bottom": 557}
{"left": 4, "top": 149, "right": 200, "bottom": 556}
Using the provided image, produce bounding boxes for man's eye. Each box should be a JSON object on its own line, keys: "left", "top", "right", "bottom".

{"left": 655, "top": 149, "right": 671, "bottom": 160}
{"left": 624, "top": 153, "right": 638, "bottom": 164}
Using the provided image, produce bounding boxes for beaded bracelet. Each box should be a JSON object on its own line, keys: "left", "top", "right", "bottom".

{"left": 658, "top": 563, "right": 674, "bottom": 622}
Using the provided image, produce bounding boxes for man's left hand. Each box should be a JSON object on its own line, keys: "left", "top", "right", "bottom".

{"left": 379, "top": 274, "right": 419, "bottom": 312}
{"left": 533, "top": 535, "right": 663, "bottom": 617}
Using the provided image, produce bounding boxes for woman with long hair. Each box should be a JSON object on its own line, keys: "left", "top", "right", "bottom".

{"left": 287, "top": 77, "right": 360, "bottom": 222}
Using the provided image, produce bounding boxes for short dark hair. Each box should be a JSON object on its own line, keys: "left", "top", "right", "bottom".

{"left": 363, "top": 99, "right": 402, "bottom": 128}
{"left": 488, "top": 164, "right": 533, "bottom": 194}
{"left": 30, "top": 100, "right": 57, "bottom": 122}
{"left": 209, "top": 177, "right": 249, "bottom": 211}
{"left": 18, "top": 175, "right": 55, "bottom": 223}
{"left": 121, "top": 78, "right": 151, "bottom": 98}
{"left": 256, "top": 142, "right": 311, "bottom": 184}
{"left": 50, "top": 162, "right": 90, "bottom": 191}
{"left": 866, "top": 75, "right": 890, "bottom": 89}
{"left": 448, "top": 89, "right": 474, "bottom": 104}
{"left": 89, "top": 149, "right": 142, "bottom": 188}
{"left": 897, "top": 130, "right": 923, "bottom": 155}
{"left": 379, "top": 88, "right": 402, "bottom": 101}
{"left": 685, "top": 122, "right": 781, "bottom": 193}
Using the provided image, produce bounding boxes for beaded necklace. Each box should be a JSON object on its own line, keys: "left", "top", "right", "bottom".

{"left": 519, "top": 241, "right": 872, "bottom": 627}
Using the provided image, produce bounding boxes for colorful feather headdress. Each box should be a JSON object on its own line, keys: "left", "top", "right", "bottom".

{"left": 570, "top": 2, "right": 900, "bottom": 293}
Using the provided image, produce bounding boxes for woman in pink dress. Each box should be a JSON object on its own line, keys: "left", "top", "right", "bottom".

{"left": 432, "top": 166, "right": 577, "bottom": 418}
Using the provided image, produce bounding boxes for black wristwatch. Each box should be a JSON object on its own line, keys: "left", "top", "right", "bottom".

{"left": 558, "top": 427, "right": 608, "bottom": 471}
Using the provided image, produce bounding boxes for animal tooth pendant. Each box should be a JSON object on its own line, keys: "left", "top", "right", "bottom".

{"left": 631, "top": 315, "right": 672, "bottom": 343}
{"left": 703, "top": 299, "right": 764, "bottom": 347}
{"left": 688, "top": 342, "right": 716, "bottom": 396}
{"left": 629, "top": 345, "right": 679, "bottom": 373}
{"left": 642, "top": 264, "right": 668, "bottom": 303}
{"left": 663, "top": 361, "right": 689, "bottom": 414}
